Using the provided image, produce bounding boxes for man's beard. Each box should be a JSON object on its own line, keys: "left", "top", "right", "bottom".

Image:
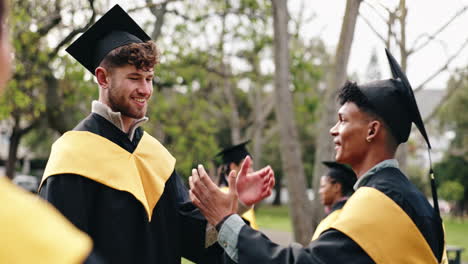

{"left": 107, "top": 85, "right": 146, "bottom": 119}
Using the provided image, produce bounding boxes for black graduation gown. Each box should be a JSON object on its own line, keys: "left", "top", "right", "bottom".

{"left": 235, "top": 167, "right": 444, "bottom": 263}
{"left": 39, "top": 113, "right": 226, "bottom": 264}
{"left": 329, "top": 198, "right": 346, "bottom": 214}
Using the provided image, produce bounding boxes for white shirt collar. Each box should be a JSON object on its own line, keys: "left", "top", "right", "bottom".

{"left": 91, "top": 100, "right": 148, "bottom": 141}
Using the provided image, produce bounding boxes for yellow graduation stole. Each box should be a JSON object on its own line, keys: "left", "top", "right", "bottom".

{"left": 330, "top": 187, "right": 438, "bottom": 264}
{"left": 0, "top": 177, "right": 92, "bottom": 264}
{"left": 311, "top": 208, "right": 342, "bottom": 241}
{"left": 220, "top": 186, "right": 258, "bottom": 230}
{"left": 40, "top": 131, "right": 176, "bottom": 221}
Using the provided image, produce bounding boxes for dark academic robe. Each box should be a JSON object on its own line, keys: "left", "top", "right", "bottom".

{"left": 39, "top": 113, "right": 226, "bottom": 264}
{"left": 236, "top": 167, "right": 445, "bottom": 263}
{"left": 329, "top": 198, "right": 347, "bottom": 213}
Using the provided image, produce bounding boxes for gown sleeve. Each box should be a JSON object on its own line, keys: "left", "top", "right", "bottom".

{"left": 236, "top": 225, "right": 375, "bottom": 264}
{"left": 39, "top": 174, "right": 98, "bottom": 233}
{"left": 171, "top": 171, "right": 229, "bottom": 264}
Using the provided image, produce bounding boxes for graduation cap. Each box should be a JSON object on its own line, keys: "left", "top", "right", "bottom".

{"left": 356, "top": 49, "right": 439, "bottom": 217}
{"left": 216, "top": 140, "right": 251, "bottom": 165}
{"left": 66, "top": 4, "right": 151, "bottom": 75}
{"left": 322, "top": 161, "right": 357, "bottom": 192}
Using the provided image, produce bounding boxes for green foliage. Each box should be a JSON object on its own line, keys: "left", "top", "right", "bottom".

{"left": 291, "top": 38, "right": 330, "bottom": 186}
{"left": 439, "top": 181, "right": 465, "bottom": 202}
{"left": 436, "top": 71, "right": 468, "bottom": 207}
{"left": 256, "top": 205, "right": 292, "bottom": 232}
{"left": 434, "top": 155, "right": 468, "bottom": 203}
{"left": 438, "top": 72, "right": 468, "bottom": 159}
{"left": 145, "top": 89, "right": 220, "bottom": 179}
{"left": 407, "top": 164, "right": 430, "bottom": 196}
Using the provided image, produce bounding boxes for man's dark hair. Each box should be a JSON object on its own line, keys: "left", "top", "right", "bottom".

{"left": 327, "top": 174, "right": 355, "bottom": 196}
{"left": 338, "top": 81, "right": 378, "bottom": 117}
{"left": 100, "top": 40, "right": 159, "bottom": 72}
{"left": 338, "top": 81, "right": 398, "bottom": 148}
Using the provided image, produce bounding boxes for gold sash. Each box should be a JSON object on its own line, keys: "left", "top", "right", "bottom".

{"left": 330, "top": 187, "right": 438, "bottom": 264}
{"left": 41, "top": 131, "right": 175, "bottom": 221}
{"left": 0, "top": 177, "right": 92, "bottom": 263}
{"left": 311, "top": 208, "right": 342, "bottom": 241}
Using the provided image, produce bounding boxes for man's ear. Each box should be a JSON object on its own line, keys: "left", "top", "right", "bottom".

{"left": 95, "top": 67, "right": 110, "bottom": 89}
{"left": 366, "top": 120, "right": 382, "bottom": 142}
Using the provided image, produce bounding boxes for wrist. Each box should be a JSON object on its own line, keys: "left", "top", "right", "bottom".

{"left": 215, "top": 213, "right": 235, "bottom": 232}
{"left": 237, "top": 199, "right": 253, "bottom": 215}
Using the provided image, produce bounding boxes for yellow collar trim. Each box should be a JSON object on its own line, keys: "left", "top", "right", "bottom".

{"left": 331, "top": 187, "right": 438, "bottom": 264}
{"left": 41, "top": 131, "right": 176, "bottom": 221}
{"left": 311, "top": 208, "right": 342, "bottom": 241}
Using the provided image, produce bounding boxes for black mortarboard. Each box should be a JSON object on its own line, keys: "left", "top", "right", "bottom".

{"left": 356, "top": 49, "right": 431, "bottom": 149}
{"left": 216, "top": 140, "right": 251, "bottom": 165}
{"left": 66, "top": 4, "right": 151, "bottom": 75}
{"left": 322, "top": 161, "right": 357, "bottom": 191}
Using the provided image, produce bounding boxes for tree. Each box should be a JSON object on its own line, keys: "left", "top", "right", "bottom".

{"left": 1, "top": 0, "right": 97, "bottom": 178}
{"left": 359, "top": 0, "right": 468, "bottom": 171}
{"left": 439, "top": 181, "right": 464, "bottom": 204}
{"left": 365, "top": 47, "right": 381, "bottom": 81}
{"left": 271, "top": 0, "right": 313, "bottom": 245}
{"left": 434, "top": 71, "right": 468, "bottom": 215}
{"left": 311, "top": 0, "right": 362, "bottom": 231}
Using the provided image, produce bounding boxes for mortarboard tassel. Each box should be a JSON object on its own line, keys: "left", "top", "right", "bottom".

{"left": 428, "top": 149, "right": 440, "bottom": 219}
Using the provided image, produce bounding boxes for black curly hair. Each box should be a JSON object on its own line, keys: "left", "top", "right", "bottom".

{"left": 337, "top": 81, "right": 398, "bottom": 148}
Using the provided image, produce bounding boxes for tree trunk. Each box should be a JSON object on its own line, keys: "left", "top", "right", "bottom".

{"left": 250, "top": 58, "right": 270, "bottom": 170}
{"left": 147, "top": 0, "right": 168, "bottom": 41}
{"left": 273, "top": 172, "right": 283, "bottom": 205}
{"left": 311, "top": 0, "right": 362, "bottom": 230}
{"left": 46, "top": 73, "right": 74, "bottom": 134}
{"left": 223, "top": 76, "right": 242, "bottom": 144}
{"left": 252, "top": 97, "right": 265, "bottom": 170}
{"left": 395, "top": 0, "right": 408, "bottom": 172}
{"left": 271, "top": 0, "right": 312, "bottom": 245}
{"left": 6, "top": 129, "right": 21, "bottom": 179}
{"left": 5, "top": 116, "right": 40, "bottom": 178}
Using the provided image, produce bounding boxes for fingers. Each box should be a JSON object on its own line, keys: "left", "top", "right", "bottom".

{"left": 189, "top": 176, "right": 194, "bottom": 190}
{"left": 191, "top": 168, "right": 209, "bottom": 201}
{"left": 227, "top": 170, "right": 237, "bottom": 194}
{"left": 189, "top": 189, "right": 201, "bottom": 207}
{"left": 238, "top": 155, "right": 252, "bottom": 178}
{"left": 269, "top": 167, "right": 275, "bottom": 188}
{"left": 197, "top": 164, "right": 219, "bottom": 192}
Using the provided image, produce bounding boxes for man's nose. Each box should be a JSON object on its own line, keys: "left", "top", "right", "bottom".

{"left": 138, "top": 82, "right": 152, "bottom": 96}
{"left": 330, "top": 121, "right": 339, "bottom": 136}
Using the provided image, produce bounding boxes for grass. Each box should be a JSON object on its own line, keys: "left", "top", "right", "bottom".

{"left": 255, "top": 204, "right": 292, "bottom": 232}
{"left": 443, "top": 216, "right": 468, "bottom": 262}
{"left": 183, "top": 207, "right": 468, "bottom": 262}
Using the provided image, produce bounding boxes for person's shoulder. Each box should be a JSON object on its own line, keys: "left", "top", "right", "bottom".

{"left": 365, "top": 167, "right": 407, "bottom": 191}
{"left": 0, "top": 177, "right": 93, "bottom": 263}
{"left": 331, "top": 199, "right": 348, "bottom": 213}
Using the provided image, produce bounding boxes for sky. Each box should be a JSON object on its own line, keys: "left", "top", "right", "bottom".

{"left": 106, "top": 0, "right": 468, "bottom": 89}
{"left": 290, "top": 0, "right": 468, "bottom": 89}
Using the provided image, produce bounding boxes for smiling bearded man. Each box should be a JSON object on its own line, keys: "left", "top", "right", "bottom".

{"left": 38, "top": 4, "right": 274, "bottom": 264}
